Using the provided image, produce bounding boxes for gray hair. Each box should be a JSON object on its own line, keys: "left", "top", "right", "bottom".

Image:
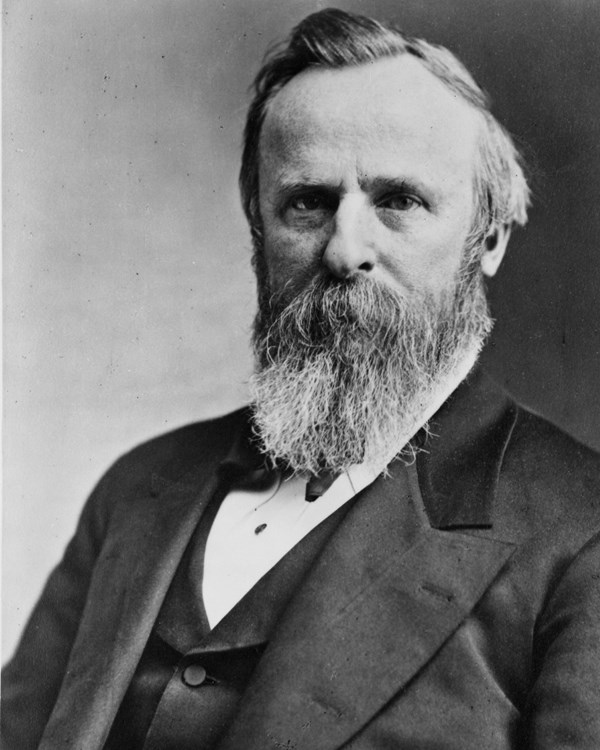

{"left": 240, "top": 7, "right": 530, "bottom": 248}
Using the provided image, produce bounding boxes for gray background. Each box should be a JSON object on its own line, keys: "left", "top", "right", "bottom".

{"left": 3, "top": 0, "right": 600, "bottom": 659}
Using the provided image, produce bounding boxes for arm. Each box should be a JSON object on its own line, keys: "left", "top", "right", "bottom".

{"left": 525, "top": 530, "right": 600, "bottom": 749}
{"left": 1, "top": 470, "right": 116, "bottom": 750}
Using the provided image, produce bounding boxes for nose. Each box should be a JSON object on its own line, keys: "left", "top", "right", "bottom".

{"left": 321, "top": 196, "right": 376, "bottom": 279}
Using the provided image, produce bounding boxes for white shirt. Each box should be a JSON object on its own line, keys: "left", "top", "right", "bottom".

{"left": 202, "top": 465, "right": 379, "bottom": 627}
{"left": 202, "top": 348, "right": 479, "bottom": 628}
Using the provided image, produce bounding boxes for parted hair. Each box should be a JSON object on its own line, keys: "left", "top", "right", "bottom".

{"left": 240, "top": 7, "right": 530, "bottom": 248}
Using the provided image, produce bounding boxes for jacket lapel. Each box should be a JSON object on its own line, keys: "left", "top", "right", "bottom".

{"left": 418, "top": 366, "right": 518, "bottom": 528}
{"left": 217, "top": 459, "right": 516, "bottom": 750}
{"left": 39, "top": 422, "right": 240, "bottom": 750}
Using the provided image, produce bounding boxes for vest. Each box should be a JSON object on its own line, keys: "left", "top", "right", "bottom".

{"left": 104, "top": 480, "right": 358, "bottom": 750}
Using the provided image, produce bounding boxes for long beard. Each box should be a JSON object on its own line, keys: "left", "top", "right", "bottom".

{"left": 250, "top": 260, "right": 492, "bottom": 475}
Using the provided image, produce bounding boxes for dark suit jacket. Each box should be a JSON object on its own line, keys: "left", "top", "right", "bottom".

{"left": 3, "top": 369, "right": 600, "bottom": 749}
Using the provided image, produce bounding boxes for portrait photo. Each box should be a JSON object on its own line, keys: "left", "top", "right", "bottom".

{"left": 3, "top": 1, "right": 600, "bottom": 748}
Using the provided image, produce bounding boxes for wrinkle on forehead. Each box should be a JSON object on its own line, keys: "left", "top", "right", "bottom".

{"left": 260, "top": 55, "right": 482, "bottom": 192}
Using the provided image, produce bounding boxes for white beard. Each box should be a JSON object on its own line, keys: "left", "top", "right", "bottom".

{"left": 250, "top": 263, "right": 492, "bottom": 475}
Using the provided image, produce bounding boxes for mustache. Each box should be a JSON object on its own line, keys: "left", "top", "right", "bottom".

{"left": 254, "top": 273, "right": 441, "bottom": 365}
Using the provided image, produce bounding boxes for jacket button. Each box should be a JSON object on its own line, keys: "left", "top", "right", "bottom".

{"left": 182, "top": 664, "right": 207, "bottom": 687}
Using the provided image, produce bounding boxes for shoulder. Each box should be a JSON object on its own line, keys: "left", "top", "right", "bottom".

{"left": 111, "top": 407, "right": 250, "bottom": 479}
{"left": 423, "top": 366, "right": 600, "bottom": 541}
{"left": 84, "top": 406, "right": 251, "bottom": 519}
{"left": 504, "top": 404, "right": 600, "bottom": 502}
{"left": 496, "top": 400, "right": 600, "bottom": 545}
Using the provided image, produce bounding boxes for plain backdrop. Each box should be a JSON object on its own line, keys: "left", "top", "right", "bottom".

{"left": 3, "top": 0, "right": 600, "bottom": 660}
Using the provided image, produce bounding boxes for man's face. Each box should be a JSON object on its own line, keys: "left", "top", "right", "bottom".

{"left": 250, "top": 56, "right": 494, "bottom": 475}
{"left": 258, "top": 55, "right": 483, "bottom": 304}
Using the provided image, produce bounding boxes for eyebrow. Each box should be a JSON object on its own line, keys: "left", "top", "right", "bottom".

{"left": 275, "top": 179, "right": 341, "bottom": 196}
{"left": 274, "top": 175, "right": 436, "bottom": 201}
{"left": 359, "top": 175, "right": 435, "bottom": 201}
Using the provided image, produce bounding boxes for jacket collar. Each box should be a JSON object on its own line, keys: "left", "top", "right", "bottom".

{"left": 416, "top": 366, "right": 518, "bottom": 529}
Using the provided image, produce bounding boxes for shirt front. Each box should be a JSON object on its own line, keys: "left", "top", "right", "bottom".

{"left": 203, "top": 465, "right": 379, "bottom": 627}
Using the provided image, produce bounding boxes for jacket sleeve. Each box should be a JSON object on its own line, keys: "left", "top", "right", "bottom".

{"left": 1, "top": 467, "right": 117, "bottom": 750}
{"left": 525, "top": 529, "right": 600, "bottom": 749}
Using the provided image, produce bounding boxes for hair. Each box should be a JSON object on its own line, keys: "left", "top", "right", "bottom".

{"left": 240, "top": 7, "right": 530, "bottom": 249}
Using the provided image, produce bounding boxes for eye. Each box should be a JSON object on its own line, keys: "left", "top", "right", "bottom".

{"left": 281, "top": 190, "right": 336, "bottom": 227}
{"left": 288, "top": 193, "right": 329, "bottom": 212}
{"left": 378, "top": 193, "right": 423, "bottom": 211}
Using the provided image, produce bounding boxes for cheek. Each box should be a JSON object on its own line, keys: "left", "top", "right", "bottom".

{"left": 263, "top": 229, "right": 322, "bottom": 292}
{"left": 382, "top": 225, "right": 467, "bottom": 295}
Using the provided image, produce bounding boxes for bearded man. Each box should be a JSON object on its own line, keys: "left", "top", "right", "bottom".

{"left": 3, "top": 8, "right": 600, "bottom": 750}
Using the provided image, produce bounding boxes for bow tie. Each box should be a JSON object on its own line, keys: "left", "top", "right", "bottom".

{"left": 220, "top": 442, "right": 339, "bottom": 503}
{"left": 304, "top": 469, "right": 339, "bottom": 503}
{"left": 223, "top": 463, "right": 338, "bottom": 503}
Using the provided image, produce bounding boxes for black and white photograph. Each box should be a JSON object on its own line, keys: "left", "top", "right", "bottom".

{"left": 3, "top": 1, "right": 600, "bottom": 748}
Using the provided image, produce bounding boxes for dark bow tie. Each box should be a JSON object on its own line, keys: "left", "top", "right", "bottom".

{"left": 219, "top": 430, "right": 339, "bottom": 503}
{"left": 304, "top": 469, "right": 339, "bottom": 503}
{"left": 223, "top": 464, "right": 339, "bottom": 503}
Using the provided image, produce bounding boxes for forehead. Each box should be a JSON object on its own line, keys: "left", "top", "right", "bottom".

{"left": 260, "top": 56, "right": 482, "bottom": 191}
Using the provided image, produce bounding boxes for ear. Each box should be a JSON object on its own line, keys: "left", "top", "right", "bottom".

{"left": 480, "top": 223, "right": 511, "bottom": 277}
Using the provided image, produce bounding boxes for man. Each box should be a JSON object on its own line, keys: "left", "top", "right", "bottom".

{"left": 2, "top": 7, "right": 600, "bottom": 749}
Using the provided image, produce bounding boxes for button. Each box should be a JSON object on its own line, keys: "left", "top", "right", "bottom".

{"left": 182, "top": 664, "right": 207, "bottom": 687}
{"left": 254, "top": 523, "right": 267, "bottom": 535}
